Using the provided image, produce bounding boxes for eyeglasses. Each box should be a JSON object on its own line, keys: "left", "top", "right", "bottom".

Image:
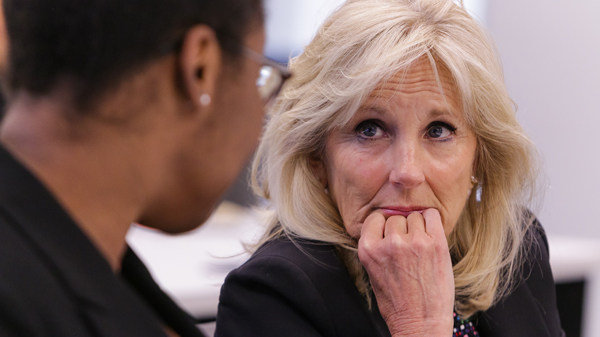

{"left": 243, "top": 48, "right": 292, "bottom": 105}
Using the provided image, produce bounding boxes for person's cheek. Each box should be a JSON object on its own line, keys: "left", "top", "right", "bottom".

{"left": 349, "top": 154, "right": 388, "bottom": 237}
{"left": 328, "top": 147, "right": 364, "bottom": 237}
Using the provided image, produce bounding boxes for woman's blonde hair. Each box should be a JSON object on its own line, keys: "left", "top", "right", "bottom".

{"left": 251, "top": 0, "right": 540, "bottom": 318}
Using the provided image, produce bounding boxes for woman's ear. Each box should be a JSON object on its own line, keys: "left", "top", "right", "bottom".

{"left": 309, "top": 156, "right": 328, "bottom": 189}
{"left": 178, "top": 25, "right": 222, "bottom": 111}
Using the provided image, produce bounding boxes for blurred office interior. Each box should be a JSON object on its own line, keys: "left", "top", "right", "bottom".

{"left": 127, "top": 0, "right": 600, "bottom": 336}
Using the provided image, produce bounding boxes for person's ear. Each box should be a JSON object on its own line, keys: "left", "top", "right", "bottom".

{"left": 178, "top": 25, "right": 222, "bottom": 111}
{"left": 309, "top": 156, "right": 328, "bottom": 190}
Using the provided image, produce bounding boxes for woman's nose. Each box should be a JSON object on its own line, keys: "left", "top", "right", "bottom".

{"left": 388, "top": 144, "right": 425, "bottom": 189}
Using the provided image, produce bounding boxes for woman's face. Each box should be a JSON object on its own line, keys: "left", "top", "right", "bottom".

{"left": 140, "top": 27, "right": 267, "bottom": 233}
{"left": 314, "top": 59, "right": 477, "bottom": 238}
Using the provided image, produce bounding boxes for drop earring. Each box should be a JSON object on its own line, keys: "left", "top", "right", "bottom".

{"left": 470, "top": 176, "right": 482, "bottom": 202}
{"left": 199, "top": 93, "right": 211, "bottom": 107}
{"left": 468, "top": 176, "right": 478, "bottom": 198}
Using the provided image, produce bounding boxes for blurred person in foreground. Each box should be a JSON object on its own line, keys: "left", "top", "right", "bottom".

{"left": 0, "top": 0, "right": 7, "bottom": 115}
{"left": 0, "top": 0, "right": 290, "bottom": 336}
{"left": 216, "top": 0, "right": 563, "bottom": 336}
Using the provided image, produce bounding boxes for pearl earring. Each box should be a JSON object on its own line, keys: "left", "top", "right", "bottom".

{"left": 199, "top": 93, "right": 211, "bottom": 106}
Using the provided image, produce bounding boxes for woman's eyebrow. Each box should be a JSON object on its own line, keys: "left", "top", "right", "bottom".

{"left": 356, "top": 106, "right": 458, "bottom": 120}
{"left": 428, "top": 109, "right": 455, "bottom": 119}
{"left": 357, "top": 105, "right": 388, "bottom": 116}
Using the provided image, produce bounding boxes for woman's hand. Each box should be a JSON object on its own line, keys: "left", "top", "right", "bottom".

{"left": 358, "top": 209, "right": 454, "bottom": 337}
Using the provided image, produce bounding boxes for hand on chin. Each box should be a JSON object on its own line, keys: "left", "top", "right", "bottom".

{"left": 357, "top": 209, "right": 455, "bottom": 337}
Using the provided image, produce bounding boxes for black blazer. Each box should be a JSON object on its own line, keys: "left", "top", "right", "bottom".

{"left": 216, "top": 225, "right": 564, "bottom": 336}
{"left": 0, "top": 145, "right": 204, "bottom": 336}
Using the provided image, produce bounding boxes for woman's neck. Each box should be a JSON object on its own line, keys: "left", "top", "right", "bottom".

{"left": 0, "top": 94, "right": 156, "bottom": 271}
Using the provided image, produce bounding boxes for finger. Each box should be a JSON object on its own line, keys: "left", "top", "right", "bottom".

{"left": 384, "top": 215, "right": 407, "bottom": 238}
{"left": 360, "top": 212, "right": 386, "bottom": 242}
{"left": 406, "top": 212, "right": 425, "bottom": 234}
{"left": 359, "top": 213, "right": 386, "bottom": 264}
{"left": 423, "top": 208, "right": 445, "bottom": 239}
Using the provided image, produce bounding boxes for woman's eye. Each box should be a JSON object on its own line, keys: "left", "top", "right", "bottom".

{"left": 356, "top": 121, "right": 385, "bottom": 139}
{"left": 426, "top": 122, "right": 456, "bottom": 139}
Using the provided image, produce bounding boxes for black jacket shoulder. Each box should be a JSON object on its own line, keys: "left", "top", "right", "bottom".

{"left": 217, "top": 220, "right": 564, "bottom": 337}
{"left": 475, "top": 220, "right": 565, "bottom": 337}
{"left": 0, "top": 144, "right": 203, "bottom": 337}
{"left": 215, "top": 237, "right": 390, "bottom": 337}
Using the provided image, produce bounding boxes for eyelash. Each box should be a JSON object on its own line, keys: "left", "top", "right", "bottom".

{"left": 355, "top": 120, "right": 386, "bottom": 141}
{"left": 354, "top": 120, "right": 458, "bottom": 141}
{"left": 426, "top": 121, "right": 457, "bottom": 141}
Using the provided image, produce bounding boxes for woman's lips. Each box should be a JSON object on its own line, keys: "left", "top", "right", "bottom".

{"left": 376, "top": 207, "right": 428, "bottom": 218}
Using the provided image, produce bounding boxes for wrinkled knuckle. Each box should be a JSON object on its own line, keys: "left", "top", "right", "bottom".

{"left": 358, "top": 240, "right": 370, "bottom": 253}
{"left": 357, "top": 249, "right": 371, "bottom": 265}
{"left": 410, "top": 235, "right": 430, "bottom": 252}
{"left": 358, "top": 241, "right": 376, "bottom": 262}
{"left": 388, "top": 235, "right": 404, "bottom": 252}
{"left": 357, "top": 251, "right": 368, "bottom": 264}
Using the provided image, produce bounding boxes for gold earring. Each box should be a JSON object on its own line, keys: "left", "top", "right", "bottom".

{"left": 471, "top": 176, "right": 479, "bottom": 186}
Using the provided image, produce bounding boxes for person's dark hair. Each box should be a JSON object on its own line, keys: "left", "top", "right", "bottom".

{"left": 3, "top": 0, "right": 263, "bottom": 109}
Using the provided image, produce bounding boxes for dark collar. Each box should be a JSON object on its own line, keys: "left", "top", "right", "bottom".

{"left": 0, "top": 144, "right": 119, "bottom": 304}
{"left": 0, "top": 144, "right": 168, "bottom": 335}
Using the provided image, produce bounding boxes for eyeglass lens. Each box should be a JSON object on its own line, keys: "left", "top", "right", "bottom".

{"left": 256, "top": 65, "right": 283, "bottom": 103}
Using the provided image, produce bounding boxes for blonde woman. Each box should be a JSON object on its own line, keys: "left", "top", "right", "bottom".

{"left": 216, "top": 0, "right": 563, "bottom": 336}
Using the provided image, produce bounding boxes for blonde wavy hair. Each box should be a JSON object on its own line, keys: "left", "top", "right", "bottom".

{"left": 251, "top": 0, "right": 540, "bottom": 318}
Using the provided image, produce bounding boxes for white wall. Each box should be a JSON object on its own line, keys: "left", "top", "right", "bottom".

{"left": 487, "top": 0, "right": 600, "bottom": 238}
{"left": 264, "top": 0, "right": 345, "bottom": 60}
